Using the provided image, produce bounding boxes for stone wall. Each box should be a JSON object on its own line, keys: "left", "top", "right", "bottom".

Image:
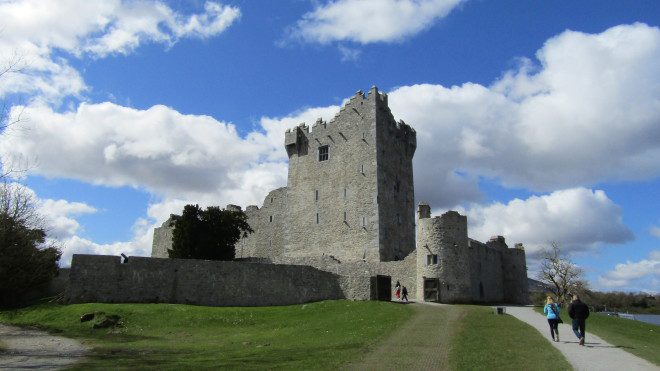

{"left": 468, "top": 239, "right": 504, "bottom": 303}
{"left": 417, "top": 209, "right": 472, "bottom": 303}
{"left": 151, "top": 217, "right": 174, "bottom": 258}
{"left": 274, "top": 251, "right": 418, "bottom": 300}
{"left": 375, "top": 90, "right": 417, "bottom": 261}
{"left": 67, "top": 255, "right": 376, "bottom": 306}
{"left": 236, "top": 187, "right": 287, "bottom": 260}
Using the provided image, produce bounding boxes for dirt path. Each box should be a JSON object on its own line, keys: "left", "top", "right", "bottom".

{"left": 342, "top": 302, "right": 462, "bottom": 370}
{"left": 0, "top": 324, "right": 89, "bottom": 370}
{"left": 506, "top": 306, "right": 659, "bottom": 371}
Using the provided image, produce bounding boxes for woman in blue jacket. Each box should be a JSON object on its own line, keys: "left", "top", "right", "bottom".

{"left": 543, "top": 296, "right": 561, "bottom": 342}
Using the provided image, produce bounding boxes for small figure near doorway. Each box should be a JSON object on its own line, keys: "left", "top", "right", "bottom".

{"left": 402, "top": 286, "right": 409, "bottom": 302}
{"left": 394, "top": 280, "right": 401, "bottom": 300}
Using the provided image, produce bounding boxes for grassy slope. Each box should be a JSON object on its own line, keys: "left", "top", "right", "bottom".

{"left": 535, "top": 307, "right": 660, "bottom": 366}
{"left": 450, "top": 306, "right": 572, "bottom": 371}
{"left": 588, "top": 313, "right": 660, "bottom": 366}
{"left": 0, "top": 301, "right": 412, "bottom": 370}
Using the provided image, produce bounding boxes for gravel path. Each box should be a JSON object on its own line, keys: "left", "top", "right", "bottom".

{"left": 342, "top": 302, "right": 461, "bottom": 370}
{"left": 505, "top": 306, "right": 659, "bottom": 371}
{"left": 0, "top": 324, "right": 89, "bottom": 370}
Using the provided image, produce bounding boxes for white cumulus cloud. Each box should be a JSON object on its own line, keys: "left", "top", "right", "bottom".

{"left": 0, "top": 0, "right": 240, "bottom": 101}
{"left": 389, "top": 23, "right": 660, "bottom": 207}
{"left": 288, "top": 0, "right": 464, "bottom": 44}
{"left": 598, "top": 251, "right": 660, "bottom": 292}
{"left": 462, "top": 188, "right": 633, "bottom": 255}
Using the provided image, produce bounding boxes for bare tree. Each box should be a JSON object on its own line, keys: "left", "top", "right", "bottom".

{"left": 537, "top": 242, "right": 588, "bottom": 303}
{"left": 0, "top": 52, "right": 27, "bottom": 179}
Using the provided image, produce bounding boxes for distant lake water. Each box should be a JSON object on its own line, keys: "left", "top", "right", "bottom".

{"left": 635, "top": 314, "right": 660, "bottom": 326}
{"left": 597, "top": 313, "right": 660, "bottom": 326}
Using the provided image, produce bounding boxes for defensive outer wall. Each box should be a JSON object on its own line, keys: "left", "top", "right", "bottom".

{"left": 76, "top": 86, "right": 529, "bottom": 306}
{"left": 67, "top": 255, "right": 382, "bottom": 306}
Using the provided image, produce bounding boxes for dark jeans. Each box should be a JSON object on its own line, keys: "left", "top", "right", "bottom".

{"left": 547, "top": 318, "right": 559, "bottom": 338}
{"left": 572, "top": 319, "right": 586, "bottom": 339}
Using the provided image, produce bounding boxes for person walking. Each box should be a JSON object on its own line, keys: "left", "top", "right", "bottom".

{"left": 394, "top": 280, "right": 401, "bottom": 300}
{"left": 401, "top": 286, "right": 408, "bottom": 302}
{"left": 543, "top": 296, "right": 561, "bottom": 342}
{"left": 568, "top": 294, "right": 590, "bottom": 346}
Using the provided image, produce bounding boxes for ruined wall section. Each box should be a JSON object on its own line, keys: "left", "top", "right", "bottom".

{"left": 374, "top": 88, "right": 417, "bottom": 261}
{"left": 235, "top": 187, "right": 287, "bottom": 260}
{"left": 151, "top": 216, "right": 175, "bottom": 258}
{"left": 468, "top": 239, "right": 504, "bottom": 303}
{"left": 416, "top": 208, "right": 471, "bottom": 303}
{"left": 283, "top": 89, "right": 381, "bottom": 262}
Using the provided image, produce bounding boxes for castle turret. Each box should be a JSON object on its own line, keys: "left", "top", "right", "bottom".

{"left": 416, "top": 205, "right": 471, "bottom": 303}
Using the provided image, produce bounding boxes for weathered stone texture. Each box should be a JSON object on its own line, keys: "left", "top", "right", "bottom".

{"left": 151, "top": 217, "right": 174, "bottom": 258}
{"left": 417, "top": 210, "right": 471, "bottom": 303}
{"left": 236, "top": 187, "right": 287, "bottom": 260}
{"left": 68, "top": 254, "right": 369, "bottom": 306}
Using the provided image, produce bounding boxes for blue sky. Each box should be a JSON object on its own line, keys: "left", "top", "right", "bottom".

{"left": 0, "top": 0, "right": 658, "bottom": 293}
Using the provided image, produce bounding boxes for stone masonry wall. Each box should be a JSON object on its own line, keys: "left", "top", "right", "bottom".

{"left": 274, "top": 251, "right": 418, "bottom": 300}
{"left": 151, "top": 217, "right": 174, "bottom": 258}
{"left": 417, "top": 210, "right": 472, "bottom": 303}
{"left": 375, "top": 90, "right": 417, "bottom": 261}
{"left": 468, "top": 239, "right": 504, "bottom": 303}
{"left": 284, "top": 87, "right": 407, "bottom": 263}
{"left": 68, "top": 255, "right": 376, "bottom": 306}
{"left": 236, "top": 187, "right": 287, "bottom": 260}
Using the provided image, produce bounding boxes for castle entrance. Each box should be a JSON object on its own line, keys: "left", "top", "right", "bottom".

{"left": 423, "top": 278, "right": 440, "bottom": 302}
{"left": 371, "top": 275, "right": 392, "bottom": 301}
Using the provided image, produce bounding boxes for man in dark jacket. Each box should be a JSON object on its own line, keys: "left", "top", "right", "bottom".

{"left": 568, "top": 294, "right": 590, "bottom": 345}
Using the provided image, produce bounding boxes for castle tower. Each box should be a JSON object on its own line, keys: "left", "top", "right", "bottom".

{"left": 284, "top": 86, "right": 416, "bottom": 262}
{"left": 416, "top": 204, "right": 471, "bottom": 303}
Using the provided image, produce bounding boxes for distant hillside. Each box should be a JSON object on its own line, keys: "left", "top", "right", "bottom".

{"left": 528, "top": 278, "right": 551, "bottom": 293}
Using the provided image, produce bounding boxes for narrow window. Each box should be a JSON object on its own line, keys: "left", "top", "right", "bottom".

{"left": 270, "top": 197, "right": 273, "bottom": 203}
{"left": 316, "top": 213, "right": 320, "bottom": 224}
{"left": 318, "top": 145, "right": 329, "bottom": 161}
{"left": 343, "top": 188, "right": 347, "bottom": 199}
{"left": 360, "top": 164, "right": 364, "bottom": 174}
{"left": 396, "top": 213, "right": 401, "bottom": 225}
{"left": 343, "top": 211, "right": 347, "bottom": 222}
{"left": 433, "top": 255, "right": 438, "bottom": 264}
{"left": 269, "top": 215, "right": 273, "bottom": 223}
{"left": 315, "top": 189, "right": 319, "bottom": 201}
{"left": 362, "top": 216, "right": 366, "bottom": 227}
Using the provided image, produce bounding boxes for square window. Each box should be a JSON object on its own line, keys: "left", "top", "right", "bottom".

{"left": 318, "top": 145, "right": 329, "bottom": 161}
{"left": 427, "top": 254, "right": 438, "bottom": 265}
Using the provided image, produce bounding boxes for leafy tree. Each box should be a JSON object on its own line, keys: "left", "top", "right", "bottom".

{"left": 168, "top": 204, "right": 253, "bottom": 260}
{"left": 537, "top": 242, "right": 588, "bottom": 303}
{"left": 0, "top": 182, "right": 61, "bottom": 308}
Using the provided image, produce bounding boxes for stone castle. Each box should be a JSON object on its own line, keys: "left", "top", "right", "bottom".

{"left": 150, "top": 86, "right": 529, "bottom": 304}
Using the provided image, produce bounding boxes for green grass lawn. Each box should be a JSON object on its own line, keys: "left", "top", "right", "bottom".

{"left": 588, "top": 313, "right": 660, "bottom": 366}
{"left": 534, "top": 307, "right": 660, "bottom": 366}
{"left": 0, "top": 301, "right": 412, "bottom": 370}
{"left": 450, "top": 306, "right": 572, "bottom": 371}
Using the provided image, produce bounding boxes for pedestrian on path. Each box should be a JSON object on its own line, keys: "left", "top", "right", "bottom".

{"left": 543, "top": 296, "right": 561, "bottom": 342}
{"left": 401, "top": 286, "right": 408, "bottom": 302}
{"left": 568, "top": 294, "right": 590, "bottom": 346}
{"left": 395, "top": 280, "right": 401, "bottom": 300}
